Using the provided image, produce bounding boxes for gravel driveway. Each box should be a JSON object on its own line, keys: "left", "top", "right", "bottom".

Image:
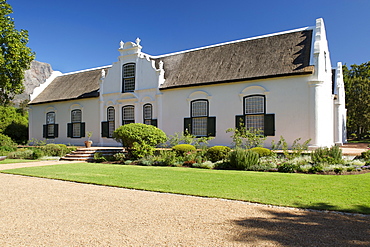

{"left": 1, "top": 162, "right": 369, "bottom": 246}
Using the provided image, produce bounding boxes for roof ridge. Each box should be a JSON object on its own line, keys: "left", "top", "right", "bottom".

{"left": 150, "top": 26, "right": 313, "bottom": 59}
{"left": 61, "top": 65, "right": 112, "bottom": 76}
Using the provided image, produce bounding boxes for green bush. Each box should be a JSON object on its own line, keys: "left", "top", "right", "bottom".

{"left": 0, "top": 133, "right": 17, "bottom": 155}
{"left": 94, "top": 152, "right": 106, "bottom": 162}
{"left": 40, "top": 144, "right": 70, "bottom": 157}
{"left": 113, "top": 123, "right": 167, "bottom": 148}
{"left": 277, "top": 162, "right": 298, "bottom": 173}
{"left": 250, "top": 147, "right": 273, "bottom": 157}
{"left": 311, "top": 145, "right": 343, "bottom": 165}
{"left": 0, "top": 106, "right": 28, "bottom": 144}
{"left": 360, "top": 150, "right": 370, "bottom": 160}
{"left": 7, "top": 148, "right": 34, "bottom": 159}
{"left": 308, "top": 164, "right": 324, "bottom": 173}
{"left": 227, "top": 148, "right": 259, "bottom": 170}
{"left": 192, "top": 161, "right": 215, "bottom": 169}
{"left": 206, "top": 146, "right": 231, "bottom": 162}
{"left": 172, "top": 144, "right": 196, "bottom": 156}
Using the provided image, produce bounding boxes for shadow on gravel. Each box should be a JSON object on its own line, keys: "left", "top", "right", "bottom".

{"left": 232, "top": 207, "right": 370, "bottom": 246}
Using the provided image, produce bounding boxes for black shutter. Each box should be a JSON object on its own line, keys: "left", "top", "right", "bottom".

{"left": 54, "top": 124, "right": 59, "bottom": 138}
{"left": 67, "top": 123, "right": 72, "bottom": 137}
{"left": 80, "top": 123, "right": 86, "bottom": 138}
{"left": 264, "top": 114, "right": 275, "bottom": 136}
{"left": 151, "top": 119, "right": 157, "bottom": 127}
{"left": 101, "top": 121, "right": 109, "bottom": 137}
{"left": 235, "top": 115, "right": 244, "bottom": 130}
{"left": 207, "top": 117, "right": 216, "bottom": 137}
{"left": 184, "top": 118, "right": 192, "bottom": 134}
{"left": 43, "top": 125, "right": 47, "bottom": 138}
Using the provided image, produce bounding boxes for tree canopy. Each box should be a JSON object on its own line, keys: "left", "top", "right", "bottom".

{"left": 343, "top": 61, "right": 370, "bottom": 139}
{"left": 0, "top": 0, "right": 35, "bottom": 106}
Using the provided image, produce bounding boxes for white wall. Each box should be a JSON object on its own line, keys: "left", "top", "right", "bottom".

{"left": 160, "top": 75, "right": 313, "bottom": 147}
{"left": 29, "top": 98, "right": 101, "bottom": 146}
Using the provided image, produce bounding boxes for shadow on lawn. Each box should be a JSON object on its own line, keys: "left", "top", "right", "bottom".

{"left": 231, "top": 204, "right": 370, "bottom": 246}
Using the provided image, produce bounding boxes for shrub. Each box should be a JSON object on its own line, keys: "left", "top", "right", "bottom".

{"left": 226, "top": 125, "right": 266, "bottom": 149}
{"left": 277, "top": 162, "right": 298, "bottom": 173}
{"left": 113, "top": 123, "right": 167, "bottom": 148}
{"left": 311, "top": 145, "right": 343, "bottom": 165}
{"left": 113, "top": 152, "right": 126, "bottom": 162}
{"left": 0, "top": 133, "right": 17, "bottom": 155}
{"left": 41, "top": 144, "right": 70, "bottom": 157}
{"left": 7, "top": 149, "right": 34, "bottom": 159}
{"left": 172, "top": 144, "right": 196, "bottom": 156}
{"left": 192, "top": 161, "right": 215, "bottom": 169}
{"left": 206, "top": 146, "right": 231, "bottom": 162}
{"left": 94, "top": 152, "right": 106, "bottom": 162}
{"left": 155, "top": 150, "right": 179, "bottom": 166}
{"left": 227, "top": 148, "right": 259, "bottom": 170}
{"left": 250, "top": 147, "right": 273, "bottom": 157}
{"left": 31, "top": 148, "right": 44, "bottom": 159}
{"left": 165, "top": 130, "right": 214, "bottom": 149}
{"left": 360, "top": 150, "right": 370, "bottom": 160}
{"left": 308, "top": 164, "right": 324, "bottom": 173}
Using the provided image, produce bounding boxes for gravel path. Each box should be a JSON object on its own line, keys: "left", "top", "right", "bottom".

{"left": 1, "top": 162, "right": 369, "bottom": 246}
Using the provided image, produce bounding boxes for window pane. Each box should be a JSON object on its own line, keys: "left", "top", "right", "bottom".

{"left": 108, "top": 121, "right": 115, "bottom": 137}
{"left": 192, "top": 117, "right": 207, "bottom": 136}
{"left": 108, "top": 107, "right": 115, "bottom": 121}
{"left": 73, "top": 123, "right": 80, "bottom": 137}
{"left": 192, "top": 101, "right": 207, "bottom": 117}
{"left": 144, "top": 104, "right": 152, "bottom": 120}
{"left": 46, "top": 112, "right": 55, "bottom": 124}
{"left": 72, "top": 110, "right": 82, "bottom": 123}
{"left": 245, "top": 96, "right": 264, "bottom": 114}
{"left": 245, "top": 115, "right": 264, "bottom": 131}
{"left": 123, "top": 106, "right": 134, "bottom": 124}
{"left": 124, "top": 78, "right": 135, "bottom": 92}
{"left": 123, "top": 64, "right": 135, "bottom": 78}
{"left": 47, "top": 124, "right": 54, "bottom": 136}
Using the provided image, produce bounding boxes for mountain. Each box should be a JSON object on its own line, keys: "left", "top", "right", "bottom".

{"left": 13, "top": 60, "right": 53, "bottom": 106}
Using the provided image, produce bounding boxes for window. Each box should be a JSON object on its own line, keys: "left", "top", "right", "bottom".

{"left": 122, "top": 63, "right": 135, "bottom": 92}
{"left": 122, "top": 105, "right": 135, "bottom": 125}
{"left": 67, "top": 110, "right": 85, "bottom": 138}
{"left": 101, "top": 106, "right": 115, "bottom": 138}
{"left": 244, "top": 95, "right": 265, "bottom": 131}
{"left": 107, "top": 107, "right": 115, "bottom": 138}
{"left": 43, "top": 112, "right": 58, "bottom": 138}
{"left": 184, "top": 100, "right": 216, "bottom": 137}
{"left": 235, "top": 95, "right": 275, "bottom": 136}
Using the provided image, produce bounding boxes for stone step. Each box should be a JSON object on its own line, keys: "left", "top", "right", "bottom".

{"left": 60, "top": 148, "right": 125, "bottom": 161}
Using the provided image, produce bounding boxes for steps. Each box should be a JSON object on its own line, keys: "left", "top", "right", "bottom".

{"left": 60, "top": 147, "right": 125, "bottom": 162}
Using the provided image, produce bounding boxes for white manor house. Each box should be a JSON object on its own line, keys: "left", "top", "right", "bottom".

{"left": 28, "top": 18, "right": 346, "bottom": 148}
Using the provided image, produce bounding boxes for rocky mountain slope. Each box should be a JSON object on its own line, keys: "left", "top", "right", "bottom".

{"left": 13, "top": 60, "right": 53, "bottom": 106}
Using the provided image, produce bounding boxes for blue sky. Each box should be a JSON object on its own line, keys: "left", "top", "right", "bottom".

{"left": 8, "top": 0, "right": 370, "bottom": 73}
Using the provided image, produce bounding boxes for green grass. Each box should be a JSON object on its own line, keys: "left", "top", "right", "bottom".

{"left": 0, "top": 159, "right": 36, "bottom": 164}
{"left": 2, "top": 163, "right": 370, "bottom": 214}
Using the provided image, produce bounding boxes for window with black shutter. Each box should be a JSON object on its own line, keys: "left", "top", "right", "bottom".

{"left": 184, "top": 100, "right": 216, "bottom": 137}
{"left": 43, "top": 112, "right": 58, "bottom": 139}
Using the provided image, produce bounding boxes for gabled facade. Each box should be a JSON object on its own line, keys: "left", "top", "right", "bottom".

{"left": 28, "top": 18, "right": 346, "bottom": 148}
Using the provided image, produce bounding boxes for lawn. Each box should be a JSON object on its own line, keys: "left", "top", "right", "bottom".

{"left": 0, "top": 159, "right": 36, "bottom": 164}
{"left": 2, "top": 163, "right": 370, "bottom": 214}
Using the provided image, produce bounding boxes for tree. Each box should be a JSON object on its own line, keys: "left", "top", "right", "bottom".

{"left": 343, "top": 61, "right": 370, "bottom": 139}
{"left": 0, "top": 1, "right": 35, "bottom": 106}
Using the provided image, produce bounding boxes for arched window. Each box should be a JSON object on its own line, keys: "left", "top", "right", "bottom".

{"left": 107, "top": 107, "right": 115, "bottom": 138}
{"left": 43, "top": 112, "right": 58, "bottom": 138}
{"left": 143, "top": 104, "right": 152, "bottom": 125}
{"left": 67, "top": 109, "right": 85, "bottom": 138}
{"left": 122, "top": 63, "right": 135, "bottom": 92}
{"left": 122, "top": 105, "right": 135, "bottom": 125}
{"left": 235, "top": 95, "right": 275, "bottom": 136}
{"left": 184, "top": 100, "right": 216, "bottom": 137}
{"left": 244, "top": 95, "right": 265, "bottom": 131}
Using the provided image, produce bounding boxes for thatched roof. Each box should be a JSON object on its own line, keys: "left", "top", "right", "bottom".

{"left": 155, "top": 29, "right": 314, "bottom": 89}
{"left": 29, "top": 67, "right": 109, "bottom": 105}
{"left": 30, "top": 27, "right": 314, "bottom": 104}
